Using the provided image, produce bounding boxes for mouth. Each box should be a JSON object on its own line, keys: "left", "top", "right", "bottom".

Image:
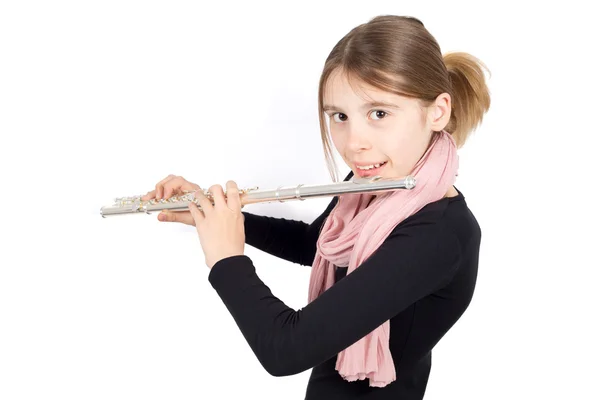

{"left": 354, "top": 161, "right": 388, "bottom": 177}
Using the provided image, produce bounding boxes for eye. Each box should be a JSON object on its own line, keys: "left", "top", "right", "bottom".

{"left": 369, "top": 110, "right": 388, "bottom": 120}
{"left": 332, "top": 112, "right": 347, "bottom": 123}
{"left": 328, "top": 110, "right": 388, "bottom": 123}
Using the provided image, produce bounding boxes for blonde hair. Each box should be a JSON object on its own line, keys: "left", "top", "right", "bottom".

{"left": 317, "top": 15, "right": 492, "bottom": 182}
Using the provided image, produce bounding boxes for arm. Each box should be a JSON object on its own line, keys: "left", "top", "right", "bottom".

{"left": 208, "top": 220, "right": 461, "bottom": 377}
{"left": 242, "top": 170, "right": 353, "bottom": 266}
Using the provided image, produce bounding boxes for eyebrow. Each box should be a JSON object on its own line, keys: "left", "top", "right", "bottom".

{"left": 322, "top": 101, "right": 400, "bottom": 112}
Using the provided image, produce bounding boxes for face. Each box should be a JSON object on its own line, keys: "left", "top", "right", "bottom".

{"left": 323, "top": 69, "right": 451, "bottom": 182}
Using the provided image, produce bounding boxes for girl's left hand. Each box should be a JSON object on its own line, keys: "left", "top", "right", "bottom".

{"left": 188, "top": 181, "right": 245, "bottom": 269}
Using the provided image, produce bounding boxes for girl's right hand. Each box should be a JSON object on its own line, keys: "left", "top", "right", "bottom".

{"left": 140, "top": 174, "right": 201, "bottom": 226}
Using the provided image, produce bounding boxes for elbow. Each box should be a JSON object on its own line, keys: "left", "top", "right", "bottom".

{"left": 261, "top": 358, "right": 299, "bottom": 377}
{"left": 257, "top": 351, "right": 308, "bottom": 377}
{"left": 264, "top": 365, "right": 289, "bottom": 377}
{"left": 252, "top": 319, "right": 312, "bottom": 377}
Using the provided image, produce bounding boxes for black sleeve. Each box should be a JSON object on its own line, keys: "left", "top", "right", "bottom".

{"left": 241, "top": 170, "right": 354, "bottom": 266}
{"left": 207, "top": 219, "right": 461, "bottom": 377}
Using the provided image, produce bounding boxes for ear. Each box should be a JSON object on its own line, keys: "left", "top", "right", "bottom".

{"left": 429, "top": 92, "right": 451, "bottom": 131}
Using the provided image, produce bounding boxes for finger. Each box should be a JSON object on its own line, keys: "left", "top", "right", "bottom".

{"left": 163, "top": 177, "right": 201, "bottom": 200}
{"left": 158, "top": 210, "right": 195, "bottom": 225}
{"left": 188, "top": 202, "right": 205, "bottom": 224}
{"left": 225, "top": 180, "right": 241, "bottom": 210}
{"left": 193, "top": 190, "right": 214, "bottom": 215}
{"left": 161, "top": 176, "right": 184, "bottom": 200}
{"left": 155, "top": 174, "right": 177, "bottom": 199}
{"left": 141, "top": 190, "right": 156, "bottom": 201}
{"left": 208, "top": 184, "right": 227, "bottom": 209}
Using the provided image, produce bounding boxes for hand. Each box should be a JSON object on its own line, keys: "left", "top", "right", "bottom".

{"left": 188, "top": 181, "right": 245, "bottom": 269}
{"left": 141, "top": 174, "right": 201, "bottom": 226}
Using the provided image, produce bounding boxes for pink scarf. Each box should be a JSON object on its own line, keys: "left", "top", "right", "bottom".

{"left": 307, "top": 130, "right": 459, "bottom": 387}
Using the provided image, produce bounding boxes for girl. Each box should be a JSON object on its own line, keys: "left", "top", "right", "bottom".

{"left": 143, "top": 15, "right": 490, "bottom": 400}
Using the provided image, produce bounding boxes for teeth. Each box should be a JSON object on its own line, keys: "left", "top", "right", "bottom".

{"left": 357, "top": 161, "right": 386, "bottom": 170}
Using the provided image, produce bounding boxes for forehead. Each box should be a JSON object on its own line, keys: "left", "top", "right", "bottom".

{"left": 323, "top": 68, "right": 408, "bottom": 105}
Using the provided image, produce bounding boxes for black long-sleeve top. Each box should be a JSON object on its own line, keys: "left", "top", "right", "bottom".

{"left": 208, "top": 170, "right": 481, "bottom": 399}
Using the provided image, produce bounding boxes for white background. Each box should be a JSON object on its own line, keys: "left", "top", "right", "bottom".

{"left": 1, "top": 1, "right": 599, "bottom": 399}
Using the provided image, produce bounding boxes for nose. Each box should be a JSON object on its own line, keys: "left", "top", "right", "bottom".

{"left": 346, "top": 123, "right": 372, "bottom": 152}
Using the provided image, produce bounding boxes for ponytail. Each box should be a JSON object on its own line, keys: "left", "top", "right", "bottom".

{"left": 443, "top": 52, "right": 492, "bottom": 148}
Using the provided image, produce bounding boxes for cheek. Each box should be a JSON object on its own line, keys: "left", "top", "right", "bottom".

{"left": 330, "top": 130, "right": 345, "bottom": 149}
{"left": 388, "top": 140, "right": 423, "bottom": 170}
{"left": 383, "top": 140, "right": 412, "bottom": 165}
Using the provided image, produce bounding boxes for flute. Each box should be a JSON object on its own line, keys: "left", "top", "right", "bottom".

{"left": 99, "top": 174, "right": 417, "bottom": 218}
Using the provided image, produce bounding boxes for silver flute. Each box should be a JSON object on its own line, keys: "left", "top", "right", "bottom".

{"left": 100, "top": 174, "right": 417, "bottom": 217}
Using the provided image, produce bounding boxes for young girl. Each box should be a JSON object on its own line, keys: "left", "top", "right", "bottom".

{"left": 143, "top": 15, "right": 490, "bottom": 400}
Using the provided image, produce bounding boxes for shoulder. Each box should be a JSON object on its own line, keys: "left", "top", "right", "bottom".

{"left": 355, "top": 209, "right": 462, "bottom": 296}
{"left": 383, "top": 210, "right": 462, "bottom": 265}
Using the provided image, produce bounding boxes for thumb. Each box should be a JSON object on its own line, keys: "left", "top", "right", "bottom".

{"left": 158, "top": 210, "right": 195, "bottom": 226}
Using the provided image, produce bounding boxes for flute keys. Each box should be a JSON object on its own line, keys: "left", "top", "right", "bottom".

{"left": 132, "top": 199, "right": 141, "bottom": 212}
{"left": 241, "top": 186, "right": 259, "bottom": 195}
